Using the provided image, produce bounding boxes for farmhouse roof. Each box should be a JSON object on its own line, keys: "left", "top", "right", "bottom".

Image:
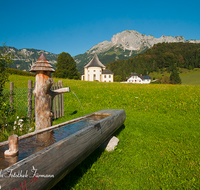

{"left": 84, "top": 54, "right": 106, "bottom": 68}
{"left": 127, "top": 72, "right": 139, "bottom": 80}
{"left": 131, "top": 72, "right": 138, "bottom": 76}
{"left": 127, "top": 72, "right": 151, "bottom": 80}
{"left": 29, "top": 53, "right": 55, "bottom": 72}
{"left": 102, "top": 69, "right": 113, "bottom": 74}
{"left": 141, "top": 76, "right": 151, "bottom": 80}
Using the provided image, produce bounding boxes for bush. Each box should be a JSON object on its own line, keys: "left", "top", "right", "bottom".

{"left": 0, "top": 46, "right": 34, "bottom": 141}
{"left": 114, "top": 75, "right": 122, "bottom": 82}
{"left": 0, "top": 46, "right": 12, "bottom": 100}
{"left": 161, "top": 76, "right": 170, "bottom": 84}
{"left": 8, "top": 68, "right": 35, "bottom": 76}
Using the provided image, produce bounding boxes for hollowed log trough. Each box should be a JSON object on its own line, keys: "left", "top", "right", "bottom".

{"left": 0, "top": 109, "right": 126, "bottom": 190}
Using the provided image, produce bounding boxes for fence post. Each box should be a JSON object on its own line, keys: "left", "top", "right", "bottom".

{"left": 61, "top": 81, "right": 64, "bottom": 116}
{"left": 56, "top": 82, "right": 59, "bottom": 118}
{"left": 58, "top": 81, "right": 64, "bottom": 117}
{"left": 52, "top": 82, "right": 56, "bottom": 119}
{"left": 51, "top": 80, "right": 64, "bottom": 120}
{"left": 28, "top": 80, "right": 32, "bottom": 119}
{"left": 58, "top": 81, "right": 62, "bottom": 118}
{"left": 53, "top": 82, "right": 57, "bottom": 119}
{"left": 34, "top": 82, "right": 36, "bottom": 118}
{"left": 10, "top": 82, "right": 14, "bottom": 109}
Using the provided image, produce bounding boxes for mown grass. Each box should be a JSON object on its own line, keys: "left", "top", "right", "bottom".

{"left": 180, "top": 72, "right": 200, "bottom": 85}
{"left": 52, "top": 80, "right": 200, "bottom": 189}
{"left": 5, "top": 74, "right": 35, "bottom": 89}
{"left": 5, "top": 76, "right": 200, "bottom": 189}
{"left": 149, "top": 68, "right": 200, "bottom": 85}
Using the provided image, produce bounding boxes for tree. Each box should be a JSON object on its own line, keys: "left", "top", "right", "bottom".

{"left": 0, "top": 45, "right": 13, "bottom": 102}
{"left": 170, "top": 70, "right": 182, "bottom": 84}
{"left": 0, "top": 45, "right": 16, "bottom": 131}
{"left": 53, "top": 52, "right": 79, "bottom": 79}
{"left": 114, "top": 75, "right": 122, "bottom": 82}
{"left": 161, "top": 75, "right": 170, "bottom": 84}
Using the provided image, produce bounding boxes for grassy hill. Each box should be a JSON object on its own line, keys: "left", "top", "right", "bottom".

{"left": 149, "top": 68, "right": 200, "bottom": 85}
{"left": 180, "top": 72, "right": 200, "bottom": 85}
{"left": 4, "top": 76, "right": 200, "bottom": 189}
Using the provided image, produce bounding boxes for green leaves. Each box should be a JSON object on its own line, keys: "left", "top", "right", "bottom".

{"left": 0, "top": 46, "right": 13, "bottom": 96}
{"left": 170, "top": 69, "right": 182, "bottom": 84}
{"left": 106, "top": 42, "right": 200, "bottom": 80}
{"left": 54, "top": 52, "right": 79, "bottom": 79}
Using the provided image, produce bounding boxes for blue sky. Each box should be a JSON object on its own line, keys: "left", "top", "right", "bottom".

{"left": 1, "top": 0, "right": 200, "bottom": 56}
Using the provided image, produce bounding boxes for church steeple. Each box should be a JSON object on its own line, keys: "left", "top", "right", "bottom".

{"left": 84, "top": 54, "right": 106, "bottom": 68}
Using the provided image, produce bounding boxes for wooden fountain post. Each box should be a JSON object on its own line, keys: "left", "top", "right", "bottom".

{"left": 30, "top": 53, "right": 70, "bottom": 131}
{"left": 4, "top": 135, "right": 19, "bottom": 157}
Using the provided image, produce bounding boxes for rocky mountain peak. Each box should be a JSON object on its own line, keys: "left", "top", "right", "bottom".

{"left": 86, "top": 30, "right": 200, "bottom": 55}
{"left": 75, "top": 30, "right": 200, "bottom": 71}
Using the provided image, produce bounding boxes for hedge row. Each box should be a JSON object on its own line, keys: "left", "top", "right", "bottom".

{"left": 8, "top": 68, "right": 36, "bottom": 76}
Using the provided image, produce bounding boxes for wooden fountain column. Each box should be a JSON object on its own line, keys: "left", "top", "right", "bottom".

{"left": 30, "top": 53, "right": 70, "bottom": 131}
{"left": 34, "top": 70, "right": 53, "bottom": 130}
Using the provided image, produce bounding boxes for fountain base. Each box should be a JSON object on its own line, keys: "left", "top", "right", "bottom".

{"left": 0, "top": 109, "right": 126, "bottom": 190}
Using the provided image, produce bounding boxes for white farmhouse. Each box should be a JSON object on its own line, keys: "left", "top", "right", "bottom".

{"left": 126, "top": 72, "right": 151, "bottom": 84}
{"left": 81, "top": 54, "right": 114, "bottom": 82}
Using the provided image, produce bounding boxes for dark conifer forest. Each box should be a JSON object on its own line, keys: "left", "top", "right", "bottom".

{"left": 106, "top": 42, "right": 200, "bottom": 80}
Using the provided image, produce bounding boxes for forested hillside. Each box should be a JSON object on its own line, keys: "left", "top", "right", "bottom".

{"left": 0, "top": 46, "right": 57, "bottom": 71}
{"left": 106, "top": 42, "right": 200, "bottom": 80}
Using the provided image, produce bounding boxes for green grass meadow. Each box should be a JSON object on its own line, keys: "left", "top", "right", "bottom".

{"left": 5, "top": 75, "right": 200, "bottom": 189}
{"left": 149, "top": 68, "right": 200, "bottom": 85}
{"left": 181, "top": 72, "right": 200, "bottom": 85}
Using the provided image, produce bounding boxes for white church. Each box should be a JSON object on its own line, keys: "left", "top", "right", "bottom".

{"left": 81, "top": 54, "right": 114, "bottom": 82}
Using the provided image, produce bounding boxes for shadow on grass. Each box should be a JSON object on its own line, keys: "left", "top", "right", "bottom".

{"left": 51, "top": 124, "right": 125, "bottom": 190}
{"left": 113, "top": 124, "right": 125, "bottom": 136}
{"left": 69, "top": 110, "right": 78, "bottom": 115}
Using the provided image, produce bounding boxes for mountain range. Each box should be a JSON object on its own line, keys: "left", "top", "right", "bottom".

{"left": 1, "top": 30, "right": 200, "bottom": 72}
{"left": 0, "top": 46, "right": 58, "bottom": 71}
{"left": 74, "top": 30, "right": 200, "bottom": 72}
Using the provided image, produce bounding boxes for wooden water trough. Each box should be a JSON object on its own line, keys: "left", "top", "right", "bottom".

{"left": 0, "top": 109, "right": 126, "bottom": 190}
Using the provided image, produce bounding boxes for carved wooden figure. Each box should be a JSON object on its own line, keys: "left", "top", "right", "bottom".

{"left": 30, "top": 53, "right": 70, "bottom": 130}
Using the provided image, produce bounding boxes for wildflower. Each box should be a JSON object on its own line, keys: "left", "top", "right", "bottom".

{"left": 17, "top": 116, "right": 19, "bottom": 119}
{"left": 18, "top": 119, "right": 23, "bottom": 126}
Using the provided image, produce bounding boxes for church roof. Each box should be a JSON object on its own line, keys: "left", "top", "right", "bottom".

{"left": 102, "top": 69, "right": 113, "bottom": 74}
{"left": 84, "top": 54, "right": 106, "bottom": 68}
